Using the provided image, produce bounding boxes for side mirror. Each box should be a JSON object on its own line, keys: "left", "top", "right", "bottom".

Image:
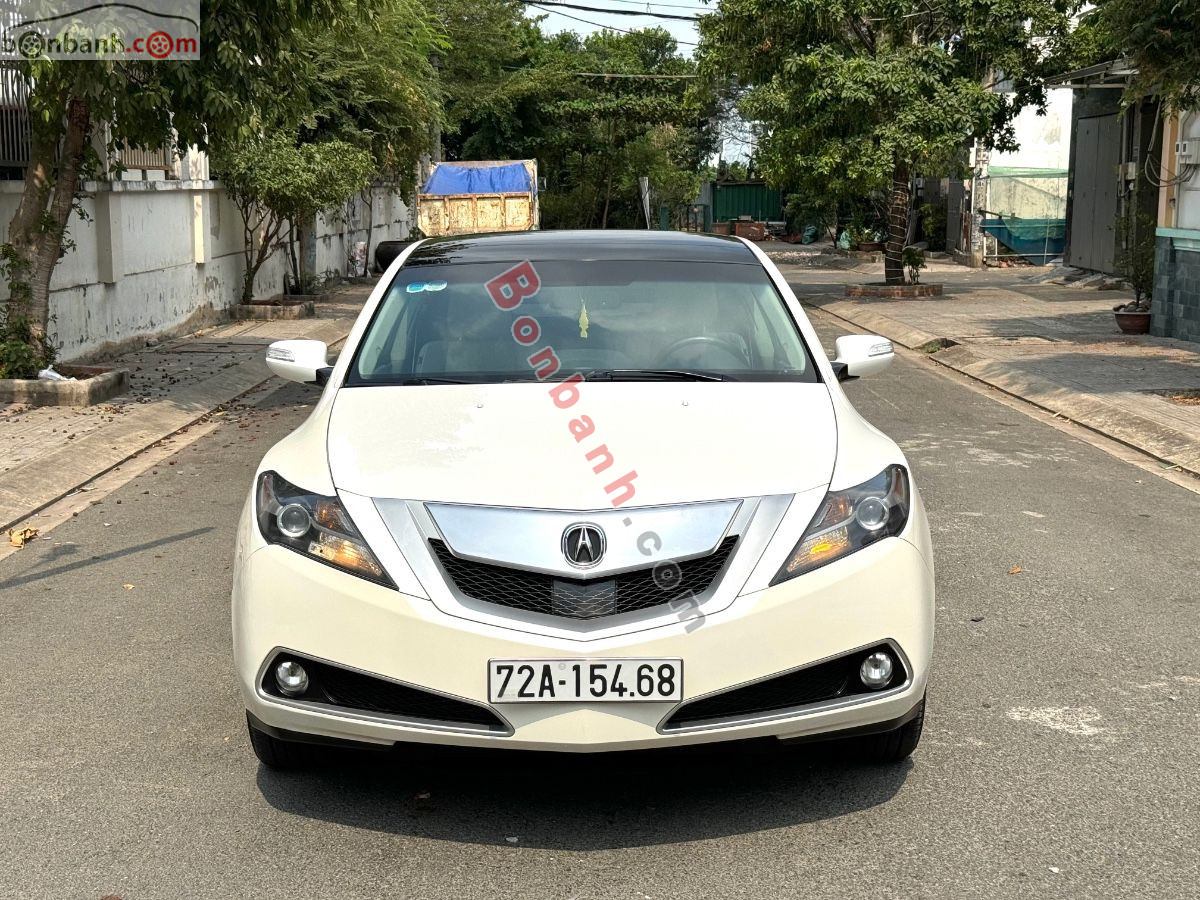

{"left": 265, "top": 339, "right": 331, "bottom": 385}
{"left": 832, "top": 334, "right": 894, "bottom": 381}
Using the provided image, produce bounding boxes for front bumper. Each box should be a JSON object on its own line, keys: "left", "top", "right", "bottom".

{"left": 233, "top": 535, "right": 934, "bottom": 752}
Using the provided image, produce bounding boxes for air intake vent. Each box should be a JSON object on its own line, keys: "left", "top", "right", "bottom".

{"left": 261, "top": 654, "right": 507, "bottom": 732}
{"left": 662, "top": 644, "right": 907, "bottom": 730}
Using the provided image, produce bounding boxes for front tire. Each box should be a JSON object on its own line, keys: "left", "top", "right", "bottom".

{"left": 246, "top": 714, "right": 317, "bottom": 770}
{"left": 852, "top": 696, "right": 925, "bottom": 764}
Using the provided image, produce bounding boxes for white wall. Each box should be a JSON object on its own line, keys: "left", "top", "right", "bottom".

{"left": 312, "top": 187, "right": 411, "bottom": 277}
{"left": 990, "top": 89, "right": 1073, "bottom": 171}
{"left": 0, "top": 180, "right": 411, "bottom": 360}
{"left": 1174, "top": 110, "right": 1200, "bottom": 230}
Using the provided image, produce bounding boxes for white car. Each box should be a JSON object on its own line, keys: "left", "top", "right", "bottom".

{"left": 233, "top": 230, "right": 934, "bottom": 769}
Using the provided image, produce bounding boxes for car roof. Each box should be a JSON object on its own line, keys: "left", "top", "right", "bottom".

{"left": 404, "top": 230, "right": 760, "bottom": 266}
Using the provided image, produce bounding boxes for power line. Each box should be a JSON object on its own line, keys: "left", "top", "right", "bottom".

{"left": 519, "top": 0, "right": 702, "bottom": 22}
{"left": 592, "top": 0, "right": 711, "bottom": 8}
{"left": 525, "top": 2, "right": 700, "bottom": 44}
{"left": 500, "top": 64, "right": 699, "bottom": 77}
{"left": 576, "top": 70, "right": 699, "bottom": 78}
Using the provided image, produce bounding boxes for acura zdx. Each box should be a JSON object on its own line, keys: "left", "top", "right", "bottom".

{"left": 232, "top": 230, "right": 934, "bottom": 768}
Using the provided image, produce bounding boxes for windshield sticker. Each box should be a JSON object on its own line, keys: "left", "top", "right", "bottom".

{"left": 405, "top": 280, "right": 449, "bottom": 294}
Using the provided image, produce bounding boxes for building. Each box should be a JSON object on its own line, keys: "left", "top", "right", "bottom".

{"left": 1150, "top": 109, "right": 1200, "bottom": 341}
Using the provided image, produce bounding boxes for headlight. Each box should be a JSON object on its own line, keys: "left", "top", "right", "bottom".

{"left": 256, "top": 471, "right": 393, "bottom": 587}
{"left": 772, "top": 465, "right": 910, "bottom": 584}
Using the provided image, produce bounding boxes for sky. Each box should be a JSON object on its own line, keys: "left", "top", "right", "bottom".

{"left": 524, "top": 0, "right": 707, "bottom": 55}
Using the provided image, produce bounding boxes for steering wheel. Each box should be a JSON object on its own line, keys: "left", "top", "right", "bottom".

{"left": 654, "top": 335, "right": 747, "bottom": 369}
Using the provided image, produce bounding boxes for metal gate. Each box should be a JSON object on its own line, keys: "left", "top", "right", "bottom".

{"left": 1067, "top": 114, "right": 1120, "bottom": 272}
{"left": 0, "top": 62, "right": 30, "bottom": 172}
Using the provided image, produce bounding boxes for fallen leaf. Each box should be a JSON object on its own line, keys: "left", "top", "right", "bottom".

{"left": 8, "top": 526, "right": 38, "bottom": 548}
{"left": 1007, "top": 565, "right": 1023, "bottom": 575}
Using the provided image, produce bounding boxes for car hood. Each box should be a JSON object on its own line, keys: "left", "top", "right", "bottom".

{"left": 327, "top": 382, "right": 836, "bottom": 508}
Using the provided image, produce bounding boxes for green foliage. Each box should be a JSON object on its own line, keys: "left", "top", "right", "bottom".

{"left": 438, "top": 10, "right": 716, "bottom": 228}
{"left": 1074, "top": 0, "right": 1200, "bottom": 109}
{"left": 0, "top": 312, "right": 54, "bottom": 380}
{"left": 698, "top": 0, "right": 1076, "bottom": 231}
{"left": 3, "top": 0, "right": 380, "bottom": 362}
{"left": 285, "top": 271, "right": 330, "bottom": 297}
{"left": 1117, "top": 213, "right": 1157, "bottom": 305}
{"left": 214, "top": 134, "right": 374, "bottom": 301}
{"left": 257, "top": 0, "right": 445, "bottom": 187}
{"left": 903, "top": 246, "right": 926, "bottom": 284}
{"left": 919, "top": 202, "right": 947, "bottom": 252}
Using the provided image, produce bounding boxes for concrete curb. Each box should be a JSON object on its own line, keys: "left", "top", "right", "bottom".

{"left": 0, "top": 366, "right": 130, "bottom": 407}
{"left": 809, "top": 298, "right": 1200, "bottom": 478}
{"left": 0, "top": 318, "right": 351, "bottom": 532}
{"left": 234, "top": 301, "right": 316, "bottom": 320}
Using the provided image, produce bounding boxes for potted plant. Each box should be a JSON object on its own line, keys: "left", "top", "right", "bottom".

{"left": 1114, "top": 214, "right": 1155, "bottom": 334}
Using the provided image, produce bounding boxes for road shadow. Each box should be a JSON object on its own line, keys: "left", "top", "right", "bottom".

{"left": 256, "top": 738, "right": 912, "bottom": 849}
{"left": 0, "top": 526, "right": 212, "bottom": 589}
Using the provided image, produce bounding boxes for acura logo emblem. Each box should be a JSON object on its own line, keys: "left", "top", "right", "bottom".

{"left": 562, "top": 523, "right": 606, "bottom": 568}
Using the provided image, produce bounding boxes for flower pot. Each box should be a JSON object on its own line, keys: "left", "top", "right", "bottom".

{"left": 856, "top": 241, "right": 884, "bottom": 252}
{"left": 1114, "top": 311, "right": 1151, "bottom": 334}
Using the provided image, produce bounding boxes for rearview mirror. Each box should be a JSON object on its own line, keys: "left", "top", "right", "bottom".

{"left": 265, "top": 339, "right": 331, "bottom": 385}
{"left": 832, "top": 334, "right": 894, "bottom": 381}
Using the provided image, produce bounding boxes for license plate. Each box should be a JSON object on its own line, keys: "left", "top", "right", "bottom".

{"left": 488, "top": 658, "right": 683, "bottom": 703}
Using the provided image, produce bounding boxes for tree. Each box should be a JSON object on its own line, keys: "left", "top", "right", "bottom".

{"left": 228, "top": 0, "right": 445, "bottom": 287}
{"left": 217, "top": 136, "right": 374, "bottom": 302}
{"left": 1073, "top": 0, "right": 1200, "bottom": 109}
{"left": 272, "top": 0, "right": 445, "bottom": 182}
{"left": 438, "top": 14, "right": 716, "bottom": 229}
{"left": 698, "top": 0, "right": 1075, "bottom": 283}
{"left": 0, "top": 0, "right": 357, "bottom": 376}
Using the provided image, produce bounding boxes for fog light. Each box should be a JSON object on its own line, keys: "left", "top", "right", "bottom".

{"left": 859, "top": 651, "right": 894, "bottom": 689}
{"left": 274, "top": 659, "right": 309, "bottom": 697}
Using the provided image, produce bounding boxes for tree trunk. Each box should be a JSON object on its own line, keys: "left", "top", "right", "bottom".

{"left": 361, "top": 186, "right": 374, "bottom": 276}
{"left": 287, "top": 220, "right": 300, "bottom": 289}
{"left": 601, "top": 166, "right": 613, "bottom": 229}
{"left": 884, "top": 160, "right": 911, "bottom": 285}
{"left": 5, "top": 95, "right": 91, "bottom": 337}
{"left": 240, "top": 217, "right": 257, "bottom": 303}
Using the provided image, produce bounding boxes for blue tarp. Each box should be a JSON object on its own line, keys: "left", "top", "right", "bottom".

{"left": 422, "top": 162, "right": 532, "bottom": 195}
{"left": 981, "top": 215, "right": 1066, "bottom": 264}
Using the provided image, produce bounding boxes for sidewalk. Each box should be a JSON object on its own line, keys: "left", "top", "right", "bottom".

{"left": 784, "top": 263, "right": 1200, "bottom": 477}
{"left": 0, "top": 284, "right": 371, "bottom": 532}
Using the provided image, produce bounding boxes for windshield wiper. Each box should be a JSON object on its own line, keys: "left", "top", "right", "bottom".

{"left": 584, "top": 369, "right": 735, "bottom": 382}
{"left": 399, "top": 376, "right": 478, "bottom": 385}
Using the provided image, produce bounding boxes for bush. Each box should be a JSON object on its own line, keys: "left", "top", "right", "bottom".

{"left": 0, "top": 312, "right": 54, "bottom": 379}
{"left": 903, "top": 246, "right": 926, "bottom": 284}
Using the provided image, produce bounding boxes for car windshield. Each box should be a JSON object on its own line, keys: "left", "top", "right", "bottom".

{"left": 348, "top": 259, "right": 819, "bottom": 385}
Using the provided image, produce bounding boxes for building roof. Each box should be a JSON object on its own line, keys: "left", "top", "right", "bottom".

{"left": 1046, "top": 58, "right": 1137, "bottom": 90}
{"left": 406, "top": 230, "right": 758, "bottom": 266}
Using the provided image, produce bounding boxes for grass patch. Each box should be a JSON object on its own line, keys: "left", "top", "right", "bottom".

{"left": 1147, "top": 389, "right": 1200, "bottom": 406}
{"left": 916, "top": 337, "right": 959, "bottom": 354}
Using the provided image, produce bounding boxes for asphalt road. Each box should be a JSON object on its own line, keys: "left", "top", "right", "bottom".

{"left": 2, "top": 316, "right": 1198, "bottom": 899}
